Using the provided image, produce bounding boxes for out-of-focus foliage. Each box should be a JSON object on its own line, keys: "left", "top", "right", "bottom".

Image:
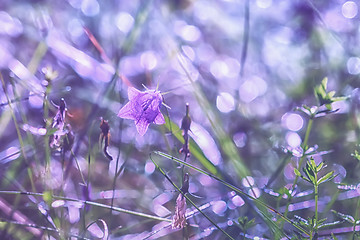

{"left": 0, "top": 0, "right": 360, "bottom": 239}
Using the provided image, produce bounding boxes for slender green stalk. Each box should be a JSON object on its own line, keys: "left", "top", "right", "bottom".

{"left": 282, "top": 116, "right": 314, "bottom": 222}
{"left": 110, "top": 150, "right": 120, "bottom": 213}
{"left": 177, "top": 55, "right": 250, "bottom": 179}
{"left": 0, "top": 190, "right": 171, "bottom": 223}
{"left": 82, "top": 154, "right": 91, "bottom": 234}
{"left": 9, "top": 78, "right": 41, "bottom": 168}
{"left": 301, "top": 117, "right": 314, "bottom": 149}
{"left": 43, "top": 82, "right": 52, "bottom": 191}
{"left": 70, "top": 149, "right": 86, "bottom": 185}
{"left": 0, "top": 74, "right": 26, "bottom": 161}
{"left": 27, "top": 41, "right": 48, "bottom": 75}
{"left": 352, "top": 197, "right": 360, "bottom": 239}
{"left": 314, "top": 182, "right": 319, "bottom": 237}
{"left": 108, "top": 114, "right": 125, "bottom": 216}
{"left": 295, "top": 117, "right": 314, "bottom": 189}
{"left": 0, "top": 73, "right": 36, "bottom": 192}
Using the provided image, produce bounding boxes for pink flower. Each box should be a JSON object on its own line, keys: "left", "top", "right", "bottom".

{"left": 117, "top": 87, "right": 165, "bottom": 136}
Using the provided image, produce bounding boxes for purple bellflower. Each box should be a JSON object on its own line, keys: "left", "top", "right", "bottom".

{"left": 117, "top": 87, "right": 165, "bottom": 136}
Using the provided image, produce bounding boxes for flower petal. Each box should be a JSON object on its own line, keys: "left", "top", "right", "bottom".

{"left": 135, "top": 119, "right": 150, "bottom": 136}
{"left": 154, "top": 112, "right": 165, "bottom": 125}
{"left": 128, "top": 87, "right": 141, "bottom": 100}
{"left": 118, "top": 87, "right": 166, "bottom": 135}
{"left": 117, "top": 102, "right": 135, "bottom": 120}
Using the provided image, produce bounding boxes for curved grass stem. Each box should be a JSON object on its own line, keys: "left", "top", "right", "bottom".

{"left": 0, "top": 73, "right": 36, "bottom": 192}
{"left": 0, "top": 190, "right": 171, "bottom": 223}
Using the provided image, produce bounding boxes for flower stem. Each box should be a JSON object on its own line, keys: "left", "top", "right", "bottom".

{"left": 282, "top": 116, "right": 314, "bottom": 224}
{"left": 314, "top": 183, "right": 319, "bottom": 236}
{"left": 353, "top": 197, "right": 360, "bottom": 239}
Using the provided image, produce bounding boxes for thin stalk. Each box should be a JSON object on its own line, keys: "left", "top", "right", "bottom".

{"left": 27, "top": 41, "right": 48, "bottom": 75}
{"left": 0, "top": 74, "right": 25, "bottom": 160}
{"left": 82, "top": 154, "right": 91, "bottom": 234}
{"left": 297, "top": 117, "right": 314, "bottom": 182}
{"left": 239, "top": 0, "right": 250, "bottom": 78}
{"left": 110, "top": 79, "right": 124, "bottom": 215}
{"left": 70, "top": 149, "right": 86, "bottom": 185}
{"left": 162, "top": 99, "right": 184, "bottom": 184}
{"left": 352, "top": 196, "right": 360, "bottom": 239}
{"left": 0, "top": 190, "right": 171, "bottom": 223}
{"left": 301, "top": 117, "right": 314, "bottom": 157}
{"left": 60, "top": 150, "right": 65, "bottom": 232}
{"left": 110, "top": 149, "right": 120, "bottom": 213}
{"left": 0, "top": 73, "right": 36, "bottom": 192}
{"left": 314, "top": 183, "right": 319, "bottom": 237}
{"left": 9, "top": 77, "right": 40, "bottom": 168}
{"left": 164, "top": 116, "right": 219, "bottom": 176}
{"left": 43, "top": 82, "right": 52, "bottom": 191}
{"left": 282, "top": 116, "right": 314, "bottom": 222}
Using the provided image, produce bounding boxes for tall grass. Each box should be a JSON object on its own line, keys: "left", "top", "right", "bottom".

{"left": 0, "top": 1, "right": 359, "bottom": 239}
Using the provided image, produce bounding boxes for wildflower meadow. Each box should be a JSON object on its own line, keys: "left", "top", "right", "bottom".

{"left": 1, "top": 0, "right": 360, "bottom": 239}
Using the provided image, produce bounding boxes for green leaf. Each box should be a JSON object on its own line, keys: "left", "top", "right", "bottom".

{"left": 164, "top": 116, "right": 219, "bottom": 176}
{"left": 298, "top": 172, "right": 312, "bottom": 183}
{"left": 294, "top": 168, "right": 302, "bottom": 177}
{"left": 279, "top": 187, "right": 292, "bottom": 198}
{"left": 313, "top": 77, "right": 346, "bottom": 108}
{"left": 332, "top": 96, "right": 349, "bottom": 102}
{"left": 178, "top": 59, "right": 251, "bottom": 179}
{"left": 328, "top": 91, "right": 336, "bottom": 98}
{"left": 310, "top": 158, "right": 317, "bottom": 171}
{"left": 316, "top": 218, "right": 327, "bottom": 228}
{"left": 318, "top": 171, "right": 336, "bottom": 184}
{"left": 43, "top": 191, "right": 52, "bottom": 204}
{"left": 237, "top": 216, "right": 256, "bottom": 232}
{"left": 316, "top": 162, "right": 324, "bottom": 172}
{"left": 331, "top": 210, "right": 355, "bottom": 224}
{"left": 325, "top": 103, "right": 332, "bottom": 110}
{"left": 303, "top": 164, "right": 315, "bottom": 183}
{"left": 295, "top": 215, "right": 309, "bottom": 226}
{"left": 331, "top": 233, "right": 339, "bottom": 240}
{"left": 45, "top": 127, "right": 59, "bottom": 136}
{"left": 314, "top": 78, "right": 328, "bottom": 105}
{"left": 351, "top": 149, "right": 360, "bottom": 162}
{"left": 321, "top": 77, "right": 328, "bottom": 90}
{"left": 302, "top": 104, "right": 312, "bottom": 112}
{"left": 318, "top": 220, "right": 343, "bottom": 229}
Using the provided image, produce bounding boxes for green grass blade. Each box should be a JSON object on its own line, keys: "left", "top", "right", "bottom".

{"left": 164, "top": 116, "right": 219, "bottom": 176}
{"left": 0, "top": 190, "right": 171, "bottom": 223}
{"left": 177, "top": 55, "right": 250, "bottom": 180}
